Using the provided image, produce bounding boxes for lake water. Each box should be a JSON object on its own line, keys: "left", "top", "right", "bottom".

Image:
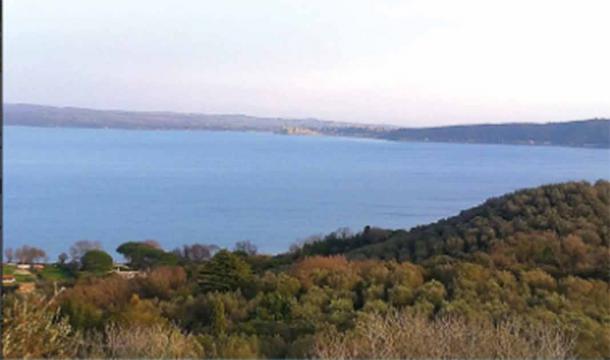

{"left": 4, "top": 126, "right": 610, "bottom": 259}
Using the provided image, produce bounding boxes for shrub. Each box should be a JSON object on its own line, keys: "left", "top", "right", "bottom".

{"left": 85, "top": 323, "right": 203, "bottom": 358}
{"left": 2, "top": 293, "right": 82, "bottom": 359}
{"left": 313, "top": 311, "right": 575, "bottom": 359}
{"left": 137, "top": 266, "right": 187, "bottom": 299}
{"left": 60, "top": 275, "right": 134, "bottom": 330}
{"left": 198, "top": 333, "right": 260, "bottom": 359}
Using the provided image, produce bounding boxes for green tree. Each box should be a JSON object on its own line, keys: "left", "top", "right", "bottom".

{"left": 198, "top": 250, "right": 252, "bottom": 292}
{"left": 116, "top": 241, "right": 178, "bottom": 269}
{"left": 211, "top": 298, "right": 227, "bottom": 335}
{"left": 81, "top": 250, "right": 113, "bottom": 274}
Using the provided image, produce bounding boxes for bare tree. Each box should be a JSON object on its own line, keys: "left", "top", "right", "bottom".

{"left": 14, "top": 245, "right": 47, "bottom": 264}
{"left": 234, "top": 240, "right": 258, "bottom": 256}
{"left": 175, "top": 243, "right": 219, "bottom": 262}
{"left": 333, "top": 227, "right": 353, "bottom": 239}
{"left": 15, "top": 247, "right": 24, "bottom": 263}
{"left": 58, "top": 252, "right": 68, "bottom": 265}
{"left": 314, "top": 311, "right": 575, "bottom": 359}
{"left": 69, "top": 240, "right": 102, "bottom": 263}
{"left": 5, "top": 247, "right": 14, "bottom": 263}
{"left": 188, "top": 244, "right": 216, "bottom": 261}
{"left": 290, "top": 234, "right": 323, "bottom": 254}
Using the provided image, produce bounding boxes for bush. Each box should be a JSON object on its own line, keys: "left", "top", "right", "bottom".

{"left": 137, "top": 266, "right": 187, "bottom": 299}
{"left": 85, "top": 323, "right": 203, "bottom": 358}
{"left": 314, "top": 311, "right": 575, "bottom": 359}
{"left": 198, "top": 333, "right": 260, "bottom": 359}
{"left": 2, "top": 293, "right": 82, "bottom": 359}
{"left": 60, "top": 275, "right": 134, "bottom": 330}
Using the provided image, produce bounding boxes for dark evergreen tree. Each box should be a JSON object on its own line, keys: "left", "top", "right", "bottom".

{"left": 198, "top": 250, "right": 252, "bottom": 292}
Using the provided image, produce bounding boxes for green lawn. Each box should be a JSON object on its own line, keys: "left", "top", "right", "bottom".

{"left": 2, "top": 264, "right": 77, "bottom": 284}
{"left": 3, "top": 264, "right": 35, "bottom": 283}
{"left": 3, "top": 264, "right": 16, "bottom": 275}
{"left": 37, "top": 264, "right": 75, "bottom": 282}
{"left": 14, "top": 274, "right": 36, "bottom": 283}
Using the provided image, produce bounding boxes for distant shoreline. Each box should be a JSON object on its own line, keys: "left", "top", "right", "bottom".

{"left": 4, "top": 103, "right": 610, "bottom": 149}
{"left": 7, "top": 124, "right": 610, "bottom": 151}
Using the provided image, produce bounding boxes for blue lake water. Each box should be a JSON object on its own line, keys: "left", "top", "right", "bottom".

{"left": 4, "top": 126, "right": 610, "bottom": 259}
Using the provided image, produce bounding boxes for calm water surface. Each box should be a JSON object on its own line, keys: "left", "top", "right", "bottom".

{"left": 5, "top": 126, "right": 610, "bottom": 258}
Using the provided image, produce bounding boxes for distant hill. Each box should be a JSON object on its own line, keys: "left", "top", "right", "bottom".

{"left": 4, "top": 103, "right": 609, "bottom": 148}
{"left": 383, "top": 119, "right": 610, "bottom": 148}
{"left": 3, "top": 103, "right": 383, "bottom": 133}
{"left": 290, "top": 180, "right": 610, "bottom": 279}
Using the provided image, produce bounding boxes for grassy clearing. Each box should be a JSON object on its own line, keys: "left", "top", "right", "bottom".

{"left": 2, "top": 264, "right": 16, "bottom": 275}
{"left": 14, "top": 274, "right": 36, "bottom": 282}
{"left": 37, "top": 264, "right": 74, "bottom": 282}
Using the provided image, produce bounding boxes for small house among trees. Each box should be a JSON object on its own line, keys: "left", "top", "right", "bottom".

{"left": 2, "top": 275, "right": 16, "bottom": 285}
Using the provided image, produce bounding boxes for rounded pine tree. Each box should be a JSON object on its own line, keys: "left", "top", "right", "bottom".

{"left": 81, "top": 249, "right": 113, "bottom": 274}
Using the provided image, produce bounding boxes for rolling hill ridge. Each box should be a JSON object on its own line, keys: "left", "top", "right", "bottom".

{"left": 290, "top": 180, "right": 610, "bottom": 279}
{"left": 5, "top": 103, "right": 609, "bottom": 148}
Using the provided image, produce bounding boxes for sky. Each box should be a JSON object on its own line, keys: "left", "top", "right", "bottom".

{"left": 5, "top": 0, "right": 610, "bottom": 126}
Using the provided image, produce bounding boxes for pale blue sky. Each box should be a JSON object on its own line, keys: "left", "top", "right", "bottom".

{"left": 5, "top": 0, "right": 610, "bottom": 126}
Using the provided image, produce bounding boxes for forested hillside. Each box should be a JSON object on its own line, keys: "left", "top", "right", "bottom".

{"left": 384, "top": 119, "right": 610, "bottom": 148}
{"left": 3, "top": 103, "right": 376, "bottom": 132}
{"left": 293, "top": 181, "right": 610, "bottom": 278}
{"left": 3, "top": 181, "right": 610, "bottom": 358}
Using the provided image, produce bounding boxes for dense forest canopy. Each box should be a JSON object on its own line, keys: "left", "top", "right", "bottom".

{"left": 291, "top": 181, "right": 610, "bottom": 277}
{"left": 3, "top": 181, "right": 610, "bottom": 358}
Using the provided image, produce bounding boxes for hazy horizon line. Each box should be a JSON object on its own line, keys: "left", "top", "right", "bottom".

{"left": 5, "top": 102, "right": 609, "bottom": 130}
